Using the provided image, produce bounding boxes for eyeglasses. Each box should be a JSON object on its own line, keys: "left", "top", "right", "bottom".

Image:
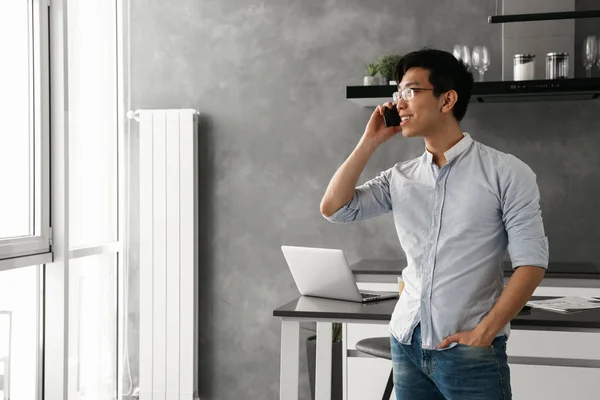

{"left": 393, "top": 87, "right": 434, "bottom": 102}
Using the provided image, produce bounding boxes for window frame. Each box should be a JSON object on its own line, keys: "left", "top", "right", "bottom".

{"left": 44, "top": 0, "right": 128, "bottom": 399}
{"left": 0, "top": 0, "right": 51, "bottom": 262}
{"left": 0, "top": 0, "right": 127, "bottom": 398}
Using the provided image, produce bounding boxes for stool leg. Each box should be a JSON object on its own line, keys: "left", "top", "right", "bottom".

{"left": 382, "top": 368, "right": 393, "bottom": 400}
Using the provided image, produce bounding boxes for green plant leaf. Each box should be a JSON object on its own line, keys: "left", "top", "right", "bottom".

{"left": 366, "top": 63, "right": 378, "bottom": 76}
{"left": 377, "top": 54, "right": 402, "bottom": 81}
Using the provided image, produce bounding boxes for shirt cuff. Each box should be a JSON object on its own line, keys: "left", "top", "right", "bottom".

{"left": 322, "top": 202, "right": 353, "bottom": 224}
{"left": 508, "top": 237, "right": 549, "bottom": 269}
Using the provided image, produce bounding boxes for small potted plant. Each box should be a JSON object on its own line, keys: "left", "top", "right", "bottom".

{"left": 377, "top": 53, "right": 402, "bottom": 85}
{"left": 305, "top": 323, "right": 343, "bottom": 400}
{"left": 364, "top": 63, "right": 379, "bottom": 86}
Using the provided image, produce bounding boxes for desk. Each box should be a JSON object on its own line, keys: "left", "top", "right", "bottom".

{"left": 273, "top": 296, "right": 600, "bottom": 400}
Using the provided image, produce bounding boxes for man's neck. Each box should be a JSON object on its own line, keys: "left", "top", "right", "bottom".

{"left": 424, "top": 124, "right": 465, "bottom": 168}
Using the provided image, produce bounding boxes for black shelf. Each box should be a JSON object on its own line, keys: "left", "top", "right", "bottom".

{"left": 488, "top": 10, "right": 600, "bottom": 24}
{"left": 347, "top": 78, "right": 600, "bottom": 106}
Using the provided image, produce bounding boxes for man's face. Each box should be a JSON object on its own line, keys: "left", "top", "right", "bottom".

{"left": 396, "top": 67, "right": 445, "bottom": 138}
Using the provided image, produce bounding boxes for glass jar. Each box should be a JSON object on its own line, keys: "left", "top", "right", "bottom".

{"left": 513, "top": 54, "right": 536, "bottom": 81}
{"left": 546, "top": 52, "right": 569, "bottom": 79}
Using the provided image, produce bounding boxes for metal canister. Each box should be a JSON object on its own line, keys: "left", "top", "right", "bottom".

{"left": 546, "top": 52, "right": 569, "bottom": 79}
{"left": 513, "top": 54, "right": 536, "bottom": 80}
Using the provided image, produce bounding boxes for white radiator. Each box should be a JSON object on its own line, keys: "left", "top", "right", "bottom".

{"left": 135, "top": 109, "right": 199, "bottom": 400}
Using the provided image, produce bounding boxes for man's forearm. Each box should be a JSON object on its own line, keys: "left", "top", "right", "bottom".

{"left": 320, "top": 137, "right": 378, "bottom": 217}
{"left": 475, "top": 265, "right": 546, "bottom": 341}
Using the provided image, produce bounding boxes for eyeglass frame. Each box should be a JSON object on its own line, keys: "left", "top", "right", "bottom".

{"left": 392, "top": 87, "right": 435, "bottom": 102}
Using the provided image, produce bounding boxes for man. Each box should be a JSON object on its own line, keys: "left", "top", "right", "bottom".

{"left": 320, "top": 49, "right": 548, "bottom": 399}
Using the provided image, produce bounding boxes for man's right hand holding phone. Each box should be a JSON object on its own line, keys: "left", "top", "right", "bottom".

{"left": 361, "top": 102, "right": 403, "bottom": 150}
{"left": 320, "top": 101, "right": 402, "bottom": 217}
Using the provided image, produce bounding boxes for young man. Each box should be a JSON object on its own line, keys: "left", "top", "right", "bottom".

{"left": 320, "top": 49, "right": 548, "bottom": 399}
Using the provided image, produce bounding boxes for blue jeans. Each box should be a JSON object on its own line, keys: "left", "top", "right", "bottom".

{"left": 390, "top": 324, "right": 512, "bottom": 400}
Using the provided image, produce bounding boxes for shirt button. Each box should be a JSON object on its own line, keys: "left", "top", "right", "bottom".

{"left": 438, "top": 181, "right": 444, "bottom": 186}
{"left": 434, "top": 211, "right": 439, "bottom": 215}
{"left": 429, "top": 240, "right": 434, "bottom": 244}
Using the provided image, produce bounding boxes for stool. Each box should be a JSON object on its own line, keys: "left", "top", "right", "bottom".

{"left": 355, "top": 337, "right": 393, "bottom": 400}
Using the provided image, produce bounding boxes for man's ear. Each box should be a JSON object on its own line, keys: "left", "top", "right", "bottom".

{"left": 440, "top": 90, "right": 458, "bottom": 114}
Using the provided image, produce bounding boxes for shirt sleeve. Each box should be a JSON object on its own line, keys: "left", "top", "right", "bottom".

{"left": 500, "top": 156, "right": 549, "bottom": 269}
{"left": 323, "top": 168, "right": 393, "bottom": 224}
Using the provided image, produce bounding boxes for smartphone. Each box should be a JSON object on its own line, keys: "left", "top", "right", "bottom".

{"left": 383, "top": 105, "right": 401, "bottom": 127}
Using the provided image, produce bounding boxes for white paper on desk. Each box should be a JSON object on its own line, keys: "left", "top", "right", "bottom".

{"left": 526, "top": 296, "right": 600, "bottom": 314}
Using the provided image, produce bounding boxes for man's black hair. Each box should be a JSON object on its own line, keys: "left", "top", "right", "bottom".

{"left": 393, "top": 48, "right": 474, "bottom": 121}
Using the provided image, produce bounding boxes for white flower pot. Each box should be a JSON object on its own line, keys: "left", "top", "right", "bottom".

{"left": 363, "top": 76, "right": 378, "bottom": 86}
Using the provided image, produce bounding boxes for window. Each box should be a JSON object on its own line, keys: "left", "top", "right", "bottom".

{"left": 67, "top": 0, "right": 118, "bottom": 249}
{"left": 68, "top": 255, "right": 117, "bottom": 399}
{"left": 0, "top": 1, "right": 50, "bottom": 399}
{"left": 0, "top": 266, "right": 41, "bottom": 400}
{"left": 0, "top": 0, "right": 50, "bottom": 260}
{"left": 2, "top": 0, "right": 127, "bottom": 398}
{"left": 64, "top": 0, "right": 123, "bottom": 399}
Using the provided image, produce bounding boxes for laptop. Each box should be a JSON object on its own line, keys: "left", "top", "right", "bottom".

{"left": 281, "top": 245, "right": 399, "bottom": 303}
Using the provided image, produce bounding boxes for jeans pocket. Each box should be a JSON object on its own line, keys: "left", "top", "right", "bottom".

{"left": 455, "top": 343, "right": 494, "bottom": 351}
{"left": 454, "top": 336, "right": 506, "bottom": 359}
{"left": 453, "top": 343, "right": 496, "bottom": 360}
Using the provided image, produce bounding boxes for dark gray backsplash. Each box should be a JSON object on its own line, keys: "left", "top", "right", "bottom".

{"left": 129, "top": 1, "right": 600, "bottom": 398}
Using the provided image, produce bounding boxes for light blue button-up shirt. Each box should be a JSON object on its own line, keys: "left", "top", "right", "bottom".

{"left": 324, "top": 133, "right": 549, "bottom": 350}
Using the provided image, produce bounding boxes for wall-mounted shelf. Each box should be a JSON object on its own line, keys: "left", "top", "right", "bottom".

{"left": 347, "top": 78, "right": 600, "bottom": 107}
{"left": 488, "top": 10, "right": 600, "bottom": 24}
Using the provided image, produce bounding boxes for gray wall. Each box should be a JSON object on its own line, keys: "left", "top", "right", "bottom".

{"left": 128, "top": 1, "right": 600, "bottom": 399}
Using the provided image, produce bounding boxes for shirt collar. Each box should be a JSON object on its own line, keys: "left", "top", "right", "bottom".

{"left": 424, "top": 132, "right": 473, "bottom": 164}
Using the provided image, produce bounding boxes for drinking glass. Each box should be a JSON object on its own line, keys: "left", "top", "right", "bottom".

{"left": 583, "top": 36, "right": 597, "bottom": 78}
{"left": 461, "top": 45, "right": 471, "bottom": 70}
{"left": 453, "top": 45, "right": 471, "bottom": 70}
{"left": 453, "top": 45, "right": 462, "bottom": 61}
{"left": 596, "top": 36, "right": 600, "bottom": 74}
{"left": 472, "top": 45, "right": 491, "bottom": 81}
